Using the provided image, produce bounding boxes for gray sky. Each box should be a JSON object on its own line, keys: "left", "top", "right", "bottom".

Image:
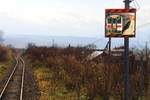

{"left": 0, "top": 0, "right": 150, "bottom": 38}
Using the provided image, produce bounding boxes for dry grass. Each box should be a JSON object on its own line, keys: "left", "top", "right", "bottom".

{"left": 25, "top": 46, "right": 150, "bottom": 100}
{"left": 0, "top": 64, "right": 6, "bottom": 79}
{"left": 33, "top": 66, "right": 78, "bottom": 100}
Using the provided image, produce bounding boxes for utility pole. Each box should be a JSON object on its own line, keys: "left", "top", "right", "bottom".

{"left": 52, "top": 39, "right": 55, "bottom": 47}
{"left": 146, "top": 42, "right": 148, "bottom": 61}
{"left": 123, "top": 0, "right": 133, "bottom": 100}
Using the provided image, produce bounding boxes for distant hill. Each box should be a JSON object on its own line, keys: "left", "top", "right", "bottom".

{"left": 3, "top": 34, "right": 108, "bottom": 49}
{"left": 3, "top": 23, "right": 150, "bottom": 49}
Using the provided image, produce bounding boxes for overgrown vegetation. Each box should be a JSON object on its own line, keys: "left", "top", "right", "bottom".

{"left": 0, "top": 45, "right": 13, "bottom": 79}
{"left": 24, "top": 44, "right": 150, "bottom": 100}
{"left": 0, "top": 45, "right": 12, "bottom": 62}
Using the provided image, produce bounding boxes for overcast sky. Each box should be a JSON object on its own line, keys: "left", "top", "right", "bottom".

{"left": 0, "top": 0, "right": 150, "bottom": 38}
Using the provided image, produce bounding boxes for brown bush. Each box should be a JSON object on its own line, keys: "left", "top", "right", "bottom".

{"left": 0, "top": 45, "right": 12, "bottom": 62}
{"left": 25, "top": 45, "right": 150, "bottom": 100}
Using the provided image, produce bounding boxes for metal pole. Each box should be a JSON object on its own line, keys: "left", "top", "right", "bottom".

{"left": 139, "top": 56, "right": 144, "bottom": 100}
{"left": 109, "top": 37, "right": 111, "bottom": 55}
{"left": 123, "top": 0, "right": 132, "bottom": 100}
{"left": 124, "top": 0, "right": 132, "bottom": 8}
{"left": 124, "top": 37, "right": 129, "bottom": 100}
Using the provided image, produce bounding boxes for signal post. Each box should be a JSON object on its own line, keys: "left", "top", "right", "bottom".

{"left": 105, "top": 0, "right": 136, "bottom": 100}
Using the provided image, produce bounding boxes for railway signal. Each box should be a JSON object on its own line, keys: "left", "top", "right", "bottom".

{"left": 104, "top": 0, "right": 136, "bottom": 100}
{"left": 105, "top": 9, "right": 136, "bottom": 37}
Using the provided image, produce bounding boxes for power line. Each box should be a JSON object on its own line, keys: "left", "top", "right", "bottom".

{"left": 84, "top": 0, "right": 150, "bottom": 50}
{"left": 135, "top": 0, "right": 140, "bottom": 10}
{"left": 133, "top": 0, "right": 140, "bottom": 10}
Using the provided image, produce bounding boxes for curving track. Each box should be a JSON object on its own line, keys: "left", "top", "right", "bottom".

{"left": 0, "top": 56, "right": 25, "bottom": 100}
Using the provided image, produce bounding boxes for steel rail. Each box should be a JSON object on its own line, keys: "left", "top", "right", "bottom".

{"left": 0, "top": 56, "right": 25, "bottom": 100}
{"left": 0, "top": 57, "right": 19, "bottom": 99}
{"left": 20, "top": 57, "right": 25, "bottom": 100}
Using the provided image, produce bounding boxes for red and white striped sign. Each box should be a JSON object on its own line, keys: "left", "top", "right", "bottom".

{"left": 106, "top": 9, "right": 136, "bottom": 13}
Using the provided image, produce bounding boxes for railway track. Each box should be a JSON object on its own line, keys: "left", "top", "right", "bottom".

{"left": 0, "top": 56, "right": 25, "bottom": 100}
